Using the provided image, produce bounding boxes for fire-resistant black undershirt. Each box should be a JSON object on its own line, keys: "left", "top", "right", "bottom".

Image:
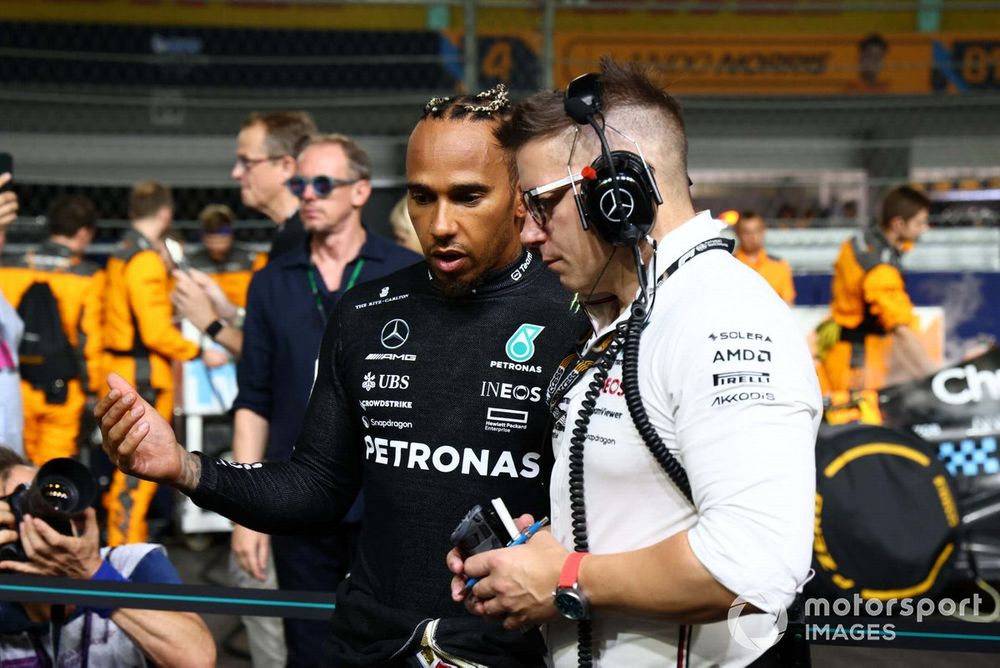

{"left": 191, "top": 250, "right": 587, "bottom": 664}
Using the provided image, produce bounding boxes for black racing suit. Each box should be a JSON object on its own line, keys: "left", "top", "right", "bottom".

{"left": 191, "top": 250, "right": 587, "bottom": 666}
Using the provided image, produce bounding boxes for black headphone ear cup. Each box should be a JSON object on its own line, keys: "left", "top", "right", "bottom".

{"left": 582, "top": 151, "right": 657, "bottom": 247}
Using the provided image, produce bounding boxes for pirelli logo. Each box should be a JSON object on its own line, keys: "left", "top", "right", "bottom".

{"left": 713, "top": 371, "right": 771, "bottom": 386}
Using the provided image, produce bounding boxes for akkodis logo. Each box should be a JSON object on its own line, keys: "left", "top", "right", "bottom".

{"left": 505, "top": 324, "right": 544, "bottom": 363}
{"left": 727, "top": 592, "right": 788, "bottom": 652}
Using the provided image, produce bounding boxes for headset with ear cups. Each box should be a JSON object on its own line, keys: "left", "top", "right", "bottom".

{"left": 563, "top": 73, "right": 663, "bottom": 247}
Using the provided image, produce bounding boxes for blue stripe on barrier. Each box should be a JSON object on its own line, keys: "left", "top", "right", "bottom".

{"left": 892, "top": 631, "right": 1000, "bottom": 641}
{"left": 0, "top": 574, "right": 337, "bottom": 619}
{"left": 0, "top": 583, "right": 336, "bottom": 610}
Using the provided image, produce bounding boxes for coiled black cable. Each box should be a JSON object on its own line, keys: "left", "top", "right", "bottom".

{"left": 622, "top": 301, "right": 694, "bottom": 505}
{"left": 566, "top": 327, "right": 625, "bottom": 668}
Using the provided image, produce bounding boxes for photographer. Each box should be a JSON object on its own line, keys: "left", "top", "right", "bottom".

{"left": 0, "top": 447, "right": 215, "bottom": 667}
{"left": 448, "top": 59, "right": 821, "bottom": 666}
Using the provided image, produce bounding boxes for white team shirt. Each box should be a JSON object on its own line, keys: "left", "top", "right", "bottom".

{"left": 546, "top": 212, "right": 821, "bottom": 667}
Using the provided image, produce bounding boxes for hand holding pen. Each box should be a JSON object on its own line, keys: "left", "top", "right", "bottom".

{"left": 464, "top": 517, "right": 550, "bottom": 591}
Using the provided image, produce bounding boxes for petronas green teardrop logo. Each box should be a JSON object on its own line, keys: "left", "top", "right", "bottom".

{"left": 505, "top": 323, "right": 545, "bottom": 363}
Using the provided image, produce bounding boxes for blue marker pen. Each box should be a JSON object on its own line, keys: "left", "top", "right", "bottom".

{"left": 465, "top": 517, "right": 550, "bottom": 591}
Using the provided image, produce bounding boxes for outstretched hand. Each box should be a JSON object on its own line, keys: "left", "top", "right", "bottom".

{"left": 95, "top": 373, "right": 193, "bottom": 488}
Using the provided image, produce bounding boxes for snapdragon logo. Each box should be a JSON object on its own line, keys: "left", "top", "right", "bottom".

{"left": 727, "top": 591, "right": 787, "bottom": 652}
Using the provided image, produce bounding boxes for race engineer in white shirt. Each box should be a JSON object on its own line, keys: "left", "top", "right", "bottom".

{"left": 448, "top": 58, "right": 821, "bottom": 667}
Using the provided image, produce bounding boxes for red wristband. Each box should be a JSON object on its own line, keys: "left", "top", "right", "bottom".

{"left": 558, "top": 551, "right": 589, "bottom": 588}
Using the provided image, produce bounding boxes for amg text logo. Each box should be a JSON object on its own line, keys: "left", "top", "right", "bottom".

{"left": 365, "top": 353, "right": 417, "bottom": 362}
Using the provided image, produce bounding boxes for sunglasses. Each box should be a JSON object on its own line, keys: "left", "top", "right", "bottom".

{"left": 522, "top": 171, "right": 587, "bottom": 226}
{"left": 286, "top": 175, "right": 359, "bottom": 199}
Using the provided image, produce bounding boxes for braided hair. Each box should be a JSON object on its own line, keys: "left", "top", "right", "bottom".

{"left": 422, "top": 83, "right": 511, "bottom": 121}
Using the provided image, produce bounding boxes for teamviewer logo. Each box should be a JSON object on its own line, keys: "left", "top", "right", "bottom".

{"left": 727, "top": 592, "right": 787, "bottom": 652}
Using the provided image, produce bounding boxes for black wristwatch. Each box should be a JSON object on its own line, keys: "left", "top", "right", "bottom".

{"left": 205, "top": 319, "right": 225, "bottom": 341}
{"left": 553, "top": 551, "right": 591, "bottom": 620}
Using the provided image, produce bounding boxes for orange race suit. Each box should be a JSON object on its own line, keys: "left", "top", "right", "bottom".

{"left": 103, "top": 229, "right": 199, "bottom": 545}
{"left": 0, "top": 241, "right": 105, "bottom": 465}
{"left": 821, "top": 226, "right": 917, "bottom": 393}
{"left": 187, "top": 245, "right": 266, "bottom": 308}
{"left": 733, "top": 247, "right": 796, "bottom": 304}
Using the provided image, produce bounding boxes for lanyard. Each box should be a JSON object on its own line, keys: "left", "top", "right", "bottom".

{"left": 545, "top": 237, "right": 734, "bottom": 414}
{"left": 307, "top": 258, "right": 365, "bottom": 322}
{"left": 546, "top": 325, "right": 624, "bottom": 414}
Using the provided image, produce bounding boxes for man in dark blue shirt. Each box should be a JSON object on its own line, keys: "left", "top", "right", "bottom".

{"left": 231, "top": 133, "right": 419, "bottom": 667}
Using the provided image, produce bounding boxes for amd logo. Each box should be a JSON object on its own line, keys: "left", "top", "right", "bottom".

{"left": 481, "top": 381, "right": 542, "bottom": 403}
{"left": 712, "top": 349, "right": 772, "bottom": 363}
{"left": 931, "top": 365, "right": 1000, "bottom": 406}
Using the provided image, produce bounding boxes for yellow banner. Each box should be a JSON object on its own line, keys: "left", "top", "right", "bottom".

{"left": 0, "top": 0, "right": 428, "bottom": 30}
{"left": 554, "top": 33, "right": 933, "bottom": 95}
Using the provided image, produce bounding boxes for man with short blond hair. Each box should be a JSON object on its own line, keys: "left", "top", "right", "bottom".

{"left": 452, "top": 59, "right": 820, "bottom": 667}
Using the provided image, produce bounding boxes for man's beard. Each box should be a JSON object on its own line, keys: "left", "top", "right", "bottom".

{"left": 433, "top": 267, "right": 488, "bottom": 299}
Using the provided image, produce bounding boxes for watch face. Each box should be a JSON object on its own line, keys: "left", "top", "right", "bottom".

{"left": 555, "top": 589, "right": 589, "bottom": 621}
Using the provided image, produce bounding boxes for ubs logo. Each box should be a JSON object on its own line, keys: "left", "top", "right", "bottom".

{"left": 362, "top": 372, "right": 410, "bottom": 392}
{"left": 381, "top": 319, "right": 410, "bottom": 349}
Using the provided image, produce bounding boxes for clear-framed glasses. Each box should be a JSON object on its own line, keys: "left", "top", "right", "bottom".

{"left": 286, "top": 175, "right": 360, "bottom": 199}
{"left": 522, "top": 172, "right": 587, "bottom": 226}
{"left": 234, "top": 155, "right": 285, "bottom": 172}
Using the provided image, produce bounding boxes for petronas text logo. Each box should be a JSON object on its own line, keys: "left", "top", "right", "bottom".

{"left": 505, "top": 324, "right": 545, "bottom": 363}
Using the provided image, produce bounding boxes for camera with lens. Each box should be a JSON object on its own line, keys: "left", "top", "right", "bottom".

{"left": 0, "top": 458, "right": 98, "bottom": 562}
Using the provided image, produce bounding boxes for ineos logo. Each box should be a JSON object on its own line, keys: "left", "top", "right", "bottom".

{"left": 599, "top": 188, "right": 634, "bottom": 221}
{"left": 380, "top": 319, "right": 410, "bottom": 349}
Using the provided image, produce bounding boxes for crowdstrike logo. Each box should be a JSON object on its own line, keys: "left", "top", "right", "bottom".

{"left": 381, "top": 319, "right": 410, "bottom": 349}
{"left": 505, "top": 324, "right": 544, "bottom": 363}
{"left": 727, "top": 592, "right": 787, "bottom": 652}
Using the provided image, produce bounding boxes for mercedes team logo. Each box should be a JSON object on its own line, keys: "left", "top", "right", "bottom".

{"left": 380, "top": 319, "right": 410, "bottom": 349}
{"left": 599, "top": 188, "right": 634, "bottom": 221}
